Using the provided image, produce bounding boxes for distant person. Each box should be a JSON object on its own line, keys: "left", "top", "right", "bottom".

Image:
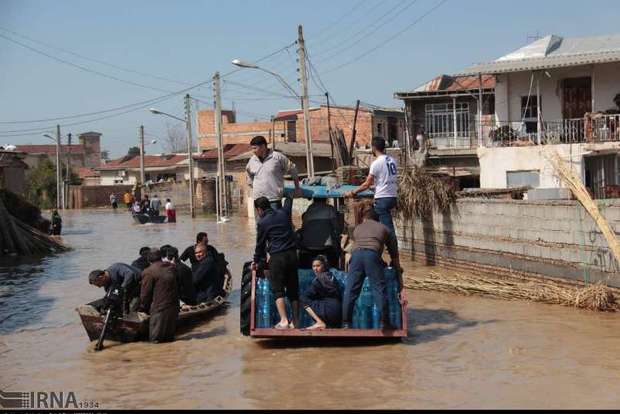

{"left": 341, "top": 200, "right": 401, "bottom": 330}
{"left": 192, "top": 242, "right": 225, "bottom": 303}
{"left": 300, "top": 255, "right": 342, "bottom": 330}
{"left": 161, "top": 245, "right": 196, "bottom": 306}
{"left": 141, "top": 195, "right": 150, "bottom": 214}
{"left": 131, "top": 246, "right": 152, "bottom": 271}
{"left": 132, "top": 200, "right": 142, "bottom": 215}
{"left": 297, "top": 197, "right": 343, "bottom": 269}
{"left": 165, "top": 198, "right": 176, "bottom": 223}
{"left": 245, "top": 135, "right": 302, "bottom": 211}
{"left": 123, "top": 191, "right": 134, "bottom": 210}
{"left": 88, "top": 263, "right": 142, "bottom": 314}
{"left": 150, "top": 195, "right": 162, "bottom": 217}
{"left": 345, "top": 136, "right": 399, "bottom": 237}
{"left": 252, "top": 195, "right": 299, "bottom": 329}
{"left": 140, "top": 249, "right": 179, "bottom": 343}
{"left": 110, "top": 193, "right": 118, "bottom": 210}
{"left": 50, "top": 209, "right": 62, "bottom": 235}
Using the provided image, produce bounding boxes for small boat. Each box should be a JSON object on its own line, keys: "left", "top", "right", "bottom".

{"left": 77, "top": 271, "right": 232, "bottom": 343}
{"left": 132, "top": 213, "right": 167, "bottom": 224}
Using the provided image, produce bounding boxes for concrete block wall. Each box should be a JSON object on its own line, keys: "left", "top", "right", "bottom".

{"left": 396, "top": 198, "right": 620, "bottom": 287}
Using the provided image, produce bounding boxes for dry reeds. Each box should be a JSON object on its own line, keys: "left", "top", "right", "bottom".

{"left": 397, "top": 166, "right": 456, "bottom": 221}
{"left": 404, "top": 271, "right": 618, "bottom": 312}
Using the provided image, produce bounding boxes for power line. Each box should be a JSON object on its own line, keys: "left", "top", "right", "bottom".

{"left": 306, "top": 0, "right": 370, "bottom": 44}
{"left": 0, "top": 32, "right": 180, "bottom": 94}
{"left": 323, "top": 0, "right": 448, "bottom": 75}
{"left": 315, "top": 0, "right": 419, "bottom": 63}
{"left": 0, "top": 26, "right": 196, "bottom": 87}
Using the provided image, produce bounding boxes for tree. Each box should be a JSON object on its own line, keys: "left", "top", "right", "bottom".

{"left": 164, "top": 122, "right": 187, "bottom": 153}
{"left": 24, "top": 159, "right": 81, "bottom": 209}
{"left": 127, "top": 146, "right": 140, "bottom": 157}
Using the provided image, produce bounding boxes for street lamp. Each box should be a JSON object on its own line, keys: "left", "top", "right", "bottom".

{"left": 148, "top": 98, "right": 196, "bottom": 218}
{"left": 232, "top": 58, "right": 314, "bottom": 177}
{"left": 232, "top": 59, "right": 300, "bottom": 99}
{"left": 42, "top": 131, "right": 61, "bottom": 210}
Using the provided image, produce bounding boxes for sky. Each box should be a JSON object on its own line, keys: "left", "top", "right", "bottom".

{"left": 1, "top": 0, "right": 619, "bottom": 158}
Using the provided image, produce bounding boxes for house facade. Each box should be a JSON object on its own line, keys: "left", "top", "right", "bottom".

{"left": 453, "top": 33, "right": 620, "bottom": 197}
{"left": 197, "top": 105, "right": 405, "bottom": 151}
{"left": 97, "top": 154, "right": 192, "bottom": 186}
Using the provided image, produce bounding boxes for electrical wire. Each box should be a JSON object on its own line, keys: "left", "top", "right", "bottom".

{"left": 322, "top": 0, "right": 448, "bottom": 75}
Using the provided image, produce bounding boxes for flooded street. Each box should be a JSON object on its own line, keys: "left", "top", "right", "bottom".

{"left": 1, "top": 209, "right": 620, "bottom": 409}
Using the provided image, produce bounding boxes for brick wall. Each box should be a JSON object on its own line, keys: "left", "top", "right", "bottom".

{"left": 198, "top": 109, "right": 286, "bottom": 149}
{"left": 396, "top": 198, "right": 620, "bottom": 287}
{"left": 69, "top": 184, "right": 136, "bottom": 208}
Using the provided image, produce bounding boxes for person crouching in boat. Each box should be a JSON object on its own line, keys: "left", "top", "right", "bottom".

{"left": 131, "top": 246, "right": 151, "bottom": 271}
{"left": 160, "top": 244, "right": 196, "bottom": 307}
{"left": 300, "top": 255, "right": 342, "bottom": 330}
{"left": 180, "top": 232, "right": 208, "bottom": 268}
{"left": 341, "top": 200, "right": 401, "bottom": 330}
{"left": 192, "top": 242, "right": 225, "bottom": 303}
{"left": 139, "top": 249, "right": 179, "bottom": 343}
{"left": 88, "top": 263, "right": 142, "bottom": 315}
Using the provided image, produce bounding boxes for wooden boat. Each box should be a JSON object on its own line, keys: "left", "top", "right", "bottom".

{"left": 77, "top": 271, "right": 232, "bottom": 343}
{"left": 132, "top": 213, "right": 167, "bottom": 224}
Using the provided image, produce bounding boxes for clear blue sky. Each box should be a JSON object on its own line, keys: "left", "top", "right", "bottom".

{"left": 1, "top": 0, "right": 619, "bottom": 158}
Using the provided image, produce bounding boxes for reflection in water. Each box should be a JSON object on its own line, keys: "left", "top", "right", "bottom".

{"left": 1, "top": 210, "right": 620, "bottom": 409}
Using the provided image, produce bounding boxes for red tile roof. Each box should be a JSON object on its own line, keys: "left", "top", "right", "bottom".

{"left": 98, "top": 154, "right": 187, "bottom": 170}
{"left": 77, "top": 167, "right": 100, "bottom": 178}
{"left": 195, "top": 143, "right": 252, "bottom": 160}
{"left": 15, "top": 144, "right": 85, "bottom": 155}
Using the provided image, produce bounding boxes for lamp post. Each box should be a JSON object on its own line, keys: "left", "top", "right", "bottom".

{"left": 232, "top": 58, "right": 314, "bottom": 177}
{"left": 149, "top": 102, "right": 196, "bottom": 218}
{"left": 42, "top": 128, "right": 61, "bottom": 210}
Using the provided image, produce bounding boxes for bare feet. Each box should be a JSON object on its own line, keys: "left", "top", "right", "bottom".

{"left": 307, "top": 322, "right": 326, "bottom": 330}
{"left": 274, "top": 320, "right": 290, "bottom": 329}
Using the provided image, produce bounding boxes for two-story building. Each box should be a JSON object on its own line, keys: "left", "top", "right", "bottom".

{"left": 97, "top": 154, "right": 191, "bottom": 186}
{"left": 458, "top": 33, "right": 620, "bottom": 198}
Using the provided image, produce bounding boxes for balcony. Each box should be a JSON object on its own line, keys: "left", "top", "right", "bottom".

{"left": 483, "top": 114, "right": 620, "bottom": 147}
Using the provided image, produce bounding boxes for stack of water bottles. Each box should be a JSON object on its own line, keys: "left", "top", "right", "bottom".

{"left": 255, "top": 267, "right": 402, "bottom": 329}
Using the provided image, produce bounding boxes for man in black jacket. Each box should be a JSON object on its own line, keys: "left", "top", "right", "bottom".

{"left": 252, "top": 195, "right": 299, "bottom": 329}
{"left": 131, "top": 246, "right": 151, "bottom": 271}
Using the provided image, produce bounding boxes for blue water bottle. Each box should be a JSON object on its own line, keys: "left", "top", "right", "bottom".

{"left": 371, "top": 303, "right": 381, "bottom": 329}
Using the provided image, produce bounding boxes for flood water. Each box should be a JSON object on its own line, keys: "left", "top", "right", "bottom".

{"left": 1, "top": 209, "right": 620, "bottom": 409}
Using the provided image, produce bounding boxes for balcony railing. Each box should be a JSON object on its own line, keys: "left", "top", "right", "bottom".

{"left": 483, "top": 114, "right": 620, "bottom": 147}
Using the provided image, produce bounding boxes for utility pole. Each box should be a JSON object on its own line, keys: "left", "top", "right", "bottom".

{"left": 139, "top": 125, "right": 145, "bottom": 186}
{"left": 213, "top": 72, "right": 228, "bottom": 221}
{"left": 65, "top": 133, "right": 72, "bottom": 209}
{"left": 184, "top": 94, "right": 196, "bottom": 218}
{"left": 297, "top": 24, "right": 314, "bottom": 178}
{"left": 55, "top": 124, "right": 62, "bottom": 211}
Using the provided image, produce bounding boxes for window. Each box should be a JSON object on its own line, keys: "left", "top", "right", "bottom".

{"left": 424, "top": 102, "right": 470, "bottom": 138}
{"left": 506, "top": 170, "right": 540, "bottom": 188}
{"left": 377, "top": 123, "right": 383, "bottom": 136}
{"left": 521, "top": 96, "right": 540, "bottom": 133}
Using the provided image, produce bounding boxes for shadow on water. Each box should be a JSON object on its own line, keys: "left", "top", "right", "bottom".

{"left": 404, "top": 307, "right": 497, "bottom": 346}
{"left": 0, "top": 255, "right": 58, "bottom": 334}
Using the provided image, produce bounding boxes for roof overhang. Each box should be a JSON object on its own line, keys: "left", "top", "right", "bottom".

{"left": 395, "top": 89, "right": 494, "bottom": 100}
{"left": 457, "top": 51, "right": 620, "bottom": 76}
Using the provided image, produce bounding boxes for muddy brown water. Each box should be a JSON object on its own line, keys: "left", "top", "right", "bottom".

{"left": 1, "top": 209, "right": 620, "bottom": 409}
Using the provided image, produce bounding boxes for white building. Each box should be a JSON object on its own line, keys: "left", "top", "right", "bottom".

{"left": 97, "top": 154, "right": 193, "bottom": 186}
{"left": 457, "top": 33, "right": 620, "bottom": 198}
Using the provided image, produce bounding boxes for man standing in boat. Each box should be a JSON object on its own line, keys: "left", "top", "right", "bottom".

{"left": 140, "top": 249, "right": 179, "bottom": 343}
{"left": 252, "top": 195, "right": 300, "bottom": 329}
{"left": 344, "top": 136, "right": 399, "bottom": 237}
{"left": 341, "top": 201, "right": 402, "bottom": 330}
{"left": 245, "top": 135, "right": 302, "bottom": 211}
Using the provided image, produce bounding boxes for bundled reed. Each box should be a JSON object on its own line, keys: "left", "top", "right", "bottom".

{"left": 404, "top": 271, "right": 618, "bottom": 312}
{"left": 397, "top": 166, "right": 456, "bottom": 221}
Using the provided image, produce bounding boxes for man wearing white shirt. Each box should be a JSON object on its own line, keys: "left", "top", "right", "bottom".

{"left": 344, "top": 137, "right": 398, "bottom": 236}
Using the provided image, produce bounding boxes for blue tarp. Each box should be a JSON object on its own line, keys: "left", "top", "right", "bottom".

{"left": 283, "top": 184, "right": 373, "bottom": 199}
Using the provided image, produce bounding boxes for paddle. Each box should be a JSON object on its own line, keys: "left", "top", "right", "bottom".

{"left": 94, "top": 288, "right": 121, "bottom": 352}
